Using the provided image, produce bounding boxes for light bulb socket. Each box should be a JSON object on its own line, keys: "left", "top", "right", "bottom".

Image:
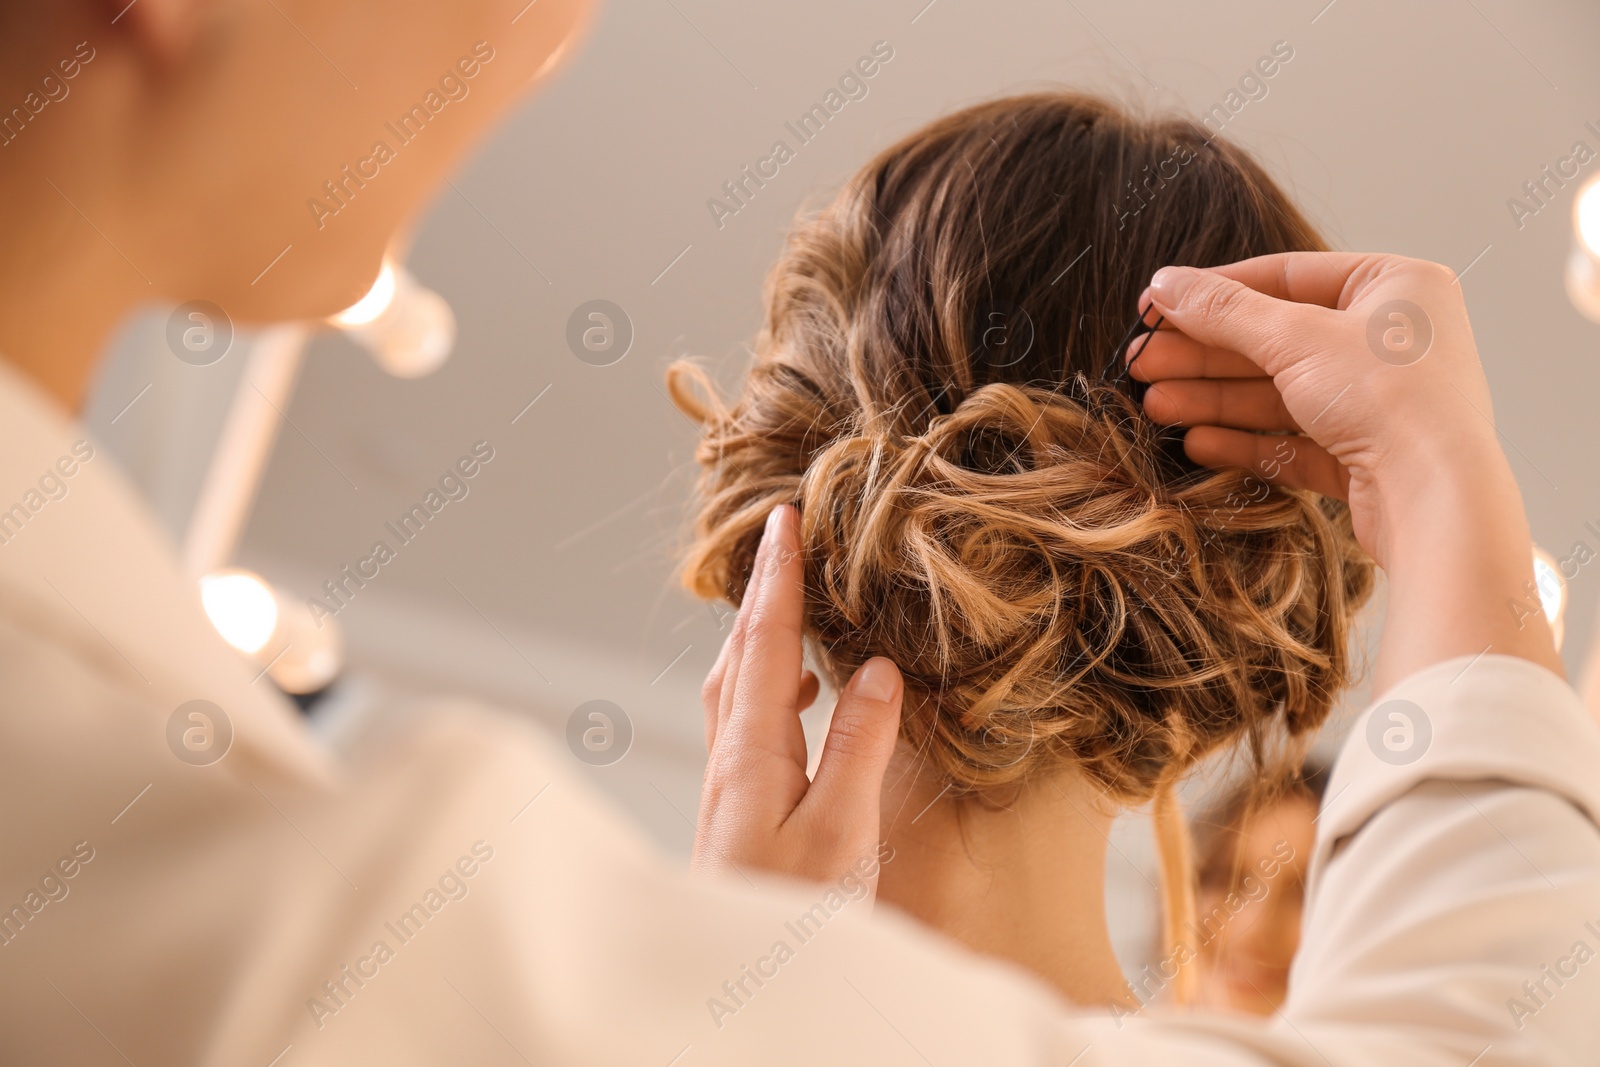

{"left": 267, "top": 592, "right": 345, "bottom": 694}
{"left": 200, "top": 570, "right": 345, "bottom": 694}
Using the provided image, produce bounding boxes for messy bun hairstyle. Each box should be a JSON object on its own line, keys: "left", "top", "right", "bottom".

{"left": 669, "top": 92, "right": 1373, "bottom": 976}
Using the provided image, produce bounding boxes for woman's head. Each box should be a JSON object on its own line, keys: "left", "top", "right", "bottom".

{"left": 671, "top": 92, "right": 1373, "bottom": 807}
{"left": 0, "top": 0, "right": 592, "bottom": 323}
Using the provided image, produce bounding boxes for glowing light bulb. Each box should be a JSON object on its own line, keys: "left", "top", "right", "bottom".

{"left": 366, "top": 282, "right": 455, "bottom": 378}
{"left": 200, "top": 570, "right": 279, "bottom": 655}
{"left": 332, "top": 261, "right": 398, "bottom": 328}
{"left": 1567, "top": 178, "right": 1600, "bottom": 324}
{"left": 328, "top": 260, "right": 455, "bottom": 378}
{"left": 1532, "top": 545, "right": 1567, "bottom": 651}
{"left": 199, "top": 570, "right": 345, "bottom": 694}
{"left": 1578, "top": 178, "right": 1600, "bottom": 260}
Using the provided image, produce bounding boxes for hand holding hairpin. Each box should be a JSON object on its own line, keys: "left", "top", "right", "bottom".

{"left": 1102, "top": 301, "right": 1165, "bottom": 386}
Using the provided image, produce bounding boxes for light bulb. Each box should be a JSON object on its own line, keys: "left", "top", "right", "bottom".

{"left": 328, "top": 260, "right": 455, "bottom": 379}
{"left": 1567, "top": 178, "right": 1600, "bottom": 324}
{"left": 1532, "top": 545, "right": 1567, "bottom": 651}
{"left": 200, "top": 569, "right": 279, "bottom": 655}
{"left": 1578, "top": 177, "right": 1600, "bottom": 260}
{"left": 199, "top": 569, "right": 344, "bottom": 694}
{"left": 331, "top": 261, "right": 398, "bottom": 328}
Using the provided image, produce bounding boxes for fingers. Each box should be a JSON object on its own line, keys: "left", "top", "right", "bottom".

{"left": 1145, "top": 265, "right": 1341, "bottom": 378}
{"left": 703, "top": 650, "right": 818, "bottom": 752}
{"left": 702, "top": 630, "right": 731, "bottom": 752}
{"left": 713, "top": 526, "right": 765, "bottom": 749}
{"left": 725, "top": 504, "right": 810, "bottom": 771}
{"left": 1144, "top": 379, "right": 1300, "bottom": 433}
{"left": 1142, "top": 251, "right": 1379, "bottom": 309}
{"left": 804, "top": 657, "right": 903, "bottom": 829}
{"left": 1182, "top": 428, "right": 1349, "bottom": 499}
{"left": 797, "top": 670, "right": 820, "bottom": 713}
{"left": 1127, "top": 329, "right": 1264, "bottom": 382}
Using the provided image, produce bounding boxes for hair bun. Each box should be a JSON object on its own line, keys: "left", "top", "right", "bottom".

{"left": 668, "top": 89, "right": 1373, "bottom": 805}
{"left": 674, "top": 363, "right": 1367, "bottom": 801}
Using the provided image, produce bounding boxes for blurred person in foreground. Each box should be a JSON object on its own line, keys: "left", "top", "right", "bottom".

{"left": 0, "top": 1, "right": 1597, "bottom": 1065}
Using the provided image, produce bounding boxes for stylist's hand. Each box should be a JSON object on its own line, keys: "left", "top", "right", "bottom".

{"left": 1134, "top": 252, "right": 1562, "bottom": 686}
{"left": 1136, "top": 254, "right": 1490, "bottom": 559}
{"left": 692, "top": 504, "right": 904, "bottom": 887}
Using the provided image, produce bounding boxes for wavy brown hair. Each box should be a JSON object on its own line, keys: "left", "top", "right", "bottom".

{"left": 669, "top": 92, "right": 1373, "bottom": 988}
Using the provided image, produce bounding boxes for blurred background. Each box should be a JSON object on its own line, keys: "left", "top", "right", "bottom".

{"left": 79, "top": 0, "right": 1600, "bottom": 982}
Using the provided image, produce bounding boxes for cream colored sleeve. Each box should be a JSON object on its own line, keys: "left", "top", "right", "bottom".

{"left": 283, "top": 655, "right": 1600, "bottom": 1067}
{"left": 1283, "top": 654, "right": 1600, "bottom": 1066}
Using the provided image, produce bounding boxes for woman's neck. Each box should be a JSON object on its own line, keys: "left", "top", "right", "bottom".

{"left": 0, "top": 251, "right": 126, "bottom": 411}
{"left": 876, "top": 749, "right": 1134, "bottom": 1008}
{"left": 0, "top": 101, "right": 145, "bottom": 412}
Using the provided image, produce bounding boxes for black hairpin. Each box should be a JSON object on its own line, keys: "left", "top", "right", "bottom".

{"left": 1097, "top": 301, "right": 1197, "bottom": 473}
{"left": 1100, "top": 301, "right": 1164, "bottom": 387}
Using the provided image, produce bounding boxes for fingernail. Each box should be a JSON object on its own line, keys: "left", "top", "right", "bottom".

{"left": 852, "top": 658, "right": 900, "bottom": 703}
{"left": 758, "top": 505, "right": 786, "bottom": 579}
{"left": 1150, "top": 266, "right": 1200, "bottom": 307}
{"left": 746, "top": 516, "right": 772, "bottom": 591}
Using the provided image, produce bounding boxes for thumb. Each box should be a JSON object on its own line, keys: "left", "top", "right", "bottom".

{"left": 806, "top": 658, "right": 903, "bottom": 821}
{"left": 1147, "top": 265, "right": 1315, "bottom": 377}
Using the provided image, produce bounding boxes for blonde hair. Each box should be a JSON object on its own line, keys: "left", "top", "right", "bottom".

{"left": 669, "top": 92, "right": 1373, "bottom": 998}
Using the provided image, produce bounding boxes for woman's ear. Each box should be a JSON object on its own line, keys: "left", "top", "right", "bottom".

{"left": 102, "top": 0, "right": 216, "bottom": 66}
